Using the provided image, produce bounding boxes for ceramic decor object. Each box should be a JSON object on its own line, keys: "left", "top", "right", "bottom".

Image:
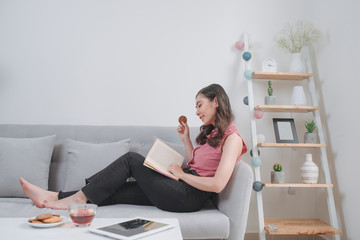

{"left": 289, "top": 53, "right": 304, "bottom": 72}
{"left": 291, "top": 86, "right": 306, "bottom": 106}
{"left": 300, "top": 154, "right": 319, "bottom": 184}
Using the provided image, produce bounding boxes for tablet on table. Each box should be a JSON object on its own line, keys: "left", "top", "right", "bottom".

{"left": 89, "top": 217, "right": 175, "bottom": 240}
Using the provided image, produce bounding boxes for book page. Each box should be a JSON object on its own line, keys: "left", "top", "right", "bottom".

{"left": 144, "top": 139, "right": 184, "bottom": 179}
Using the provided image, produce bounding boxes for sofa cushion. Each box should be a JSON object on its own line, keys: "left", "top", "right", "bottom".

{"left": 0, "top": 135, "right": 56, "bottom": 197}
{"left": 63, "top": 138, "right": 131, "bottom": 191}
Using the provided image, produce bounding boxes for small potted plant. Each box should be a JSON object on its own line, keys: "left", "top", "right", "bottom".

{"left": 304, "top": 120, "right": 318, "bottom": 143}
{"left": 271, "top": 163, "right": 284, "bottom": 184}
{"left": 265, "top": 80, "right": 277, "bottom": 105}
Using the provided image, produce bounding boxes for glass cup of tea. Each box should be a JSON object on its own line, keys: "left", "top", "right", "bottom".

{"left": 68, "top": 203, "right": 97, "bottom": 227}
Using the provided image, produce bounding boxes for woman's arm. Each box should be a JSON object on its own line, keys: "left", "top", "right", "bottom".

{"left": 182, "top": 139, "right": 194, "bottom": 162}
{"left": 169, "top": 133, "right": 243, "bottom": 193}
{"left": 177, "top": 122, "right": 193, "bottom": 161}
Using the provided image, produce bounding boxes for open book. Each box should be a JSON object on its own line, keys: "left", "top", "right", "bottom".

{"left": 143, "top": 138, "right": 184, "bottom": 180}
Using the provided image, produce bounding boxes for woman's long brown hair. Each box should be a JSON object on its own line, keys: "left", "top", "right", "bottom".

{"left": 195, "top": 84, "right": 234, "bottom": 147}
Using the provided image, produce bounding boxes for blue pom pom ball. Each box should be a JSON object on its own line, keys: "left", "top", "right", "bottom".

{"left": 253, "top": 181, "right": 263, "bottom": 192}
{"left": 242, "top": 52, "right": 252, "bottom": 61}
{"left": 243, "top": 96, "right": 248, "bottom": 105}
{"left": 251, "top": 157, "right": 261, "bottom": 167}
{"left": 244, "top": 70, "right": 253, "bottom": 80}
{"left": 250, "top": 149, "right": 260, "bottom": 157}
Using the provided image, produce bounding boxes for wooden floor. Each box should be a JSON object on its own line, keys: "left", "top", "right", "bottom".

{"left": 244, "top": 233, "right": 328, "bottom": 240}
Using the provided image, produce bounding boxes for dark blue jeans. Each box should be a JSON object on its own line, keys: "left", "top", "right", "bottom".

{"left": 59, "top": 152, "right": 212, "bottom": 212}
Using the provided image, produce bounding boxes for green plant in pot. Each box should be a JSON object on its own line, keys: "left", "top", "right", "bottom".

{"left": 304, "top": 120, "right": 318, "bottom": 143}
{"left": 271, "top": 163, "right": 284, "bottom": 184}
{"left": 265, "top": 80, "right": 277, "bottom": 105}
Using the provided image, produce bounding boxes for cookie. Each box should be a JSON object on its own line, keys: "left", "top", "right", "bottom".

{"left": 31, "top": 220, "right": 44, "bottom": 224}
{"left": 178, "top": 115, "right": 187, "bottom": 124}
{"left": 43, "top": 216, "right": 62, "bottom": 223}
{"left": 36, "top": 213, "right": 53, "bottom": 220}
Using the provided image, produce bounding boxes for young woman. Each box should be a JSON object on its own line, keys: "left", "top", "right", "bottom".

{"left": 20, "top": 83, "right": 247, "bottom": 212}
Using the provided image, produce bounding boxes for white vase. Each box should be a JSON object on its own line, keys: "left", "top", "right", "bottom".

{"left": 291, "top": 86, "right": 306, "bottom": 105}
{"left": 289, "top": 53, "right": 304, "bottom": 73}
{"left": 300, "top": 154, "right": 319, "bottom": 184}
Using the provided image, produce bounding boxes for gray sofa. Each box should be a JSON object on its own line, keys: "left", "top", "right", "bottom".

{"left": 0, "top": 124, "right": 253, "bottom": 240}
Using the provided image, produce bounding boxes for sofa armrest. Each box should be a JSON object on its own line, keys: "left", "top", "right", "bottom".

{"left": 218, "top": 161, "right": 253, "bottom": 240}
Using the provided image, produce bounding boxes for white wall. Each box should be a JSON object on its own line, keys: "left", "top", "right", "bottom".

{"left": 309, "top": 1, "right": 360, "bottom": 239}
{"left": 0, "top": 0, "right": 359, "bottom": 239}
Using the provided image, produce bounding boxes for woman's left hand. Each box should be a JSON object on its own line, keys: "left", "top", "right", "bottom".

{"left": 168, "top": 163, "right": 184, "bottom": 179}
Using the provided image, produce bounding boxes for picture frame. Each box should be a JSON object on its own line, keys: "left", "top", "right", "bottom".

{"left": 273, "top": 118, "right": 298, "bottom": 143}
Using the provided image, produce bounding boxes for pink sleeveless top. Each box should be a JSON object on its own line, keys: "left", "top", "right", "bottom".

{"left": 187, "top": 121, "right": 247, "bottom": 177}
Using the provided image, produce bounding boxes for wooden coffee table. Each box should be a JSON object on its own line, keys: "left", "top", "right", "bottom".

{"left": 0, "top": 217, "right": 182, "bottom": 240}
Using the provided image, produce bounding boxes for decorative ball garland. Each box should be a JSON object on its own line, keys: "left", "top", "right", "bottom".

{"left": 235, "top": 40, "right": 244, "bottom": 50}
{"left": 244, "top": 70, "right": 253, "bottom": 80}
{"left": 242, "top": 52, "right": 252, "bottom": 61}
{"left": 253, "top": 181, "right": 263, "bottom": 192}
{"left": 235, "top": 37, "right": 265, "bottom": 193}
{"left": 254, "top": 109, "right": 264, "bottom": 119}
{"left": 243, "top": 96, "right": 248, "bottom": 105}
{"left": 250, "top": 149, "right": 260, "bottom": 157}
{"left": 251, "top": 157, "right": 261, "bottom": 167}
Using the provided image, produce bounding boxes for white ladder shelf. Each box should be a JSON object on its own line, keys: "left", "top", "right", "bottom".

{"left": 241, "top": 34, "right": 340, "bottom": 240}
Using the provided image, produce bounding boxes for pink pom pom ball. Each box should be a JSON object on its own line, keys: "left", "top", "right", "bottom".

{"left": 235, "top": 40, "right": 244, "bottom": 50}
{"left": 254, "top": 110, "right": 264, "bottom": 119}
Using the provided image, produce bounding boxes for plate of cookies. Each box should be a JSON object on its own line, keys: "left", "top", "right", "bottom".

{"left": 28, "top": 213, "right": 67, "bottom": 228}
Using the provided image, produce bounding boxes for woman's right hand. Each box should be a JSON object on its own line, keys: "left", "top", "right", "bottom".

{"left": 177, "top": 121, "right": 190, "bottom": 143}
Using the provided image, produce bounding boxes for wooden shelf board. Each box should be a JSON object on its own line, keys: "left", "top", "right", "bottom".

{"left": 255, "top": 105, "right": 320, "bottom": 113}
{"left": 264, "top": 218, "right": 341, "bottom": 235}
{"left": 258, "top": 143, "right": 326, "bottom": 148}
{"left": 263, "top": 183, "right": 333, "bottom": 188}
{"left": 252, "top": 72, "right": 314, "bottom": 80}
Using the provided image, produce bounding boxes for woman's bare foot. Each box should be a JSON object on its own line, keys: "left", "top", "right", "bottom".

{"left": 44, "top": 191, "right": 88, "bottom": 210}
{"left": 19, "top": 177, "right": 58, "bottom": 208}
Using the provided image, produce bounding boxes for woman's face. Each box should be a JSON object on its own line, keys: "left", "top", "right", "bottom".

{"left": 196, "top": 93, "right": 218, "bottom": 125}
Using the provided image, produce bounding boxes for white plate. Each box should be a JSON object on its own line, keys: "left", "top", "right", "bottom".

{"left": 28, "top": 215, "right": 67, "bottom": 228}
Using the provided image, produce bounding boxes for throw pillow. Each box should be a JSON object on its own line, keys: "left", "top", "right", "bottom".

{"left": 63, "top": 138, "right": 130, "bottom": 191}
{"left": 0, "top": 135, "right": 56, "bottom": 197}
